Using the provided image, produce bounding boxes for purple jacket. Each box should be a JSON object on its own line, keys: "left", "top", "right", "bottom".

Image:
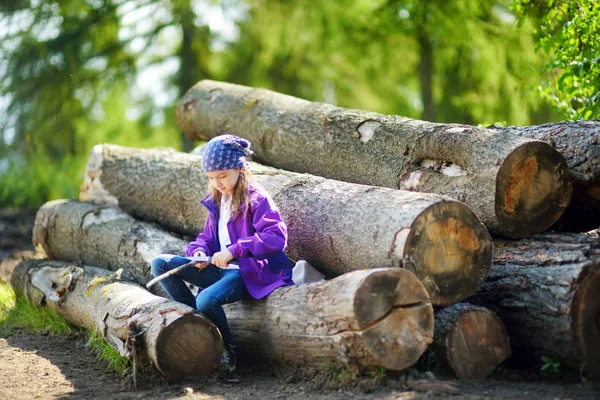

{"left": 185, "top": 186, "right": 294, "bottom": 299}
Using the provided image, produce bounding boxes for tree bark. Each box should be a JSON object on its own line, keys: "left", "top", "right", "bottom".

{"left": 493, "top": 121, "right": 600, "bottom": 232}
{"left": 80, "top": 145, "right": 493, "bottom": 306}
{"left": 32, "top": 199, "right": 187, "bottom": 297}
{"left": 10, "top": 259, "right": 223, "bottom": 379}
{"left": 468, "top": 232, "right": 600, "bottom": 379}
{"left": 174, "top": 80, "right": 572, "bottom": 239}
{"left": 432, "top": 303, "right": 510, "bottom": 379}
{"left": 224, "top": 268, "right": 434, "bottom": 372}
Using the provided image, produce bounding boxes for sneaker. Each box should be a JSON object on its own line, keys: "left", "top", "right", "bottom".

{"left": 219, "top": 345, "right": 236, "bottom": 373}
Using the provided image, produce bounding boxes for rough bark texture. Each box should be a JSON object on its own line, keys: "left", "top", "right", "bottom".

{"left": 80, "top": 145, "right": 493, "bottom": 306}
{"left": 32, "top": 199, "right": 187, "bottom": 297}
{"left": 175, "top": 80, "right": 572, "bottom": 238}
{"left": 493, "top": 121, "right": 600, "bottom": 232}
{"left": 432, "top": 303, "right": 511, "bottom": 379}
{"left": 468, "top": 232, "right": 600, "bottom": 379}
{"left": 11, "top": 259, "right": 223, "bottom": 379}
{"left": 224, "top": 268, "right": 434, "bottom": 372}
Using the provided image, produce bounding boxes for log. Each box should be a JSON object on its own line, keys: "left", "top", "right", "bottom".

{"left": 32, "top": 199, "right": 187, "bottom": 297}
{"left": 468, "top": 232, "right": 600, "bottom": 379}
{"left": 432, "top": 303, "right": 510, "bottom": 379}
{"left": 10, "top": 259, "right": 223, "bottom": 379}
{"left": 174, "top": 80, "right": 572, "bottom": 239}
{"left": 80, "top": 145, "right": 493, "bottom": 306}
{"left": 492, "top": 121, "right": 600, "bottom": 232}
{"left": 224, "top": 268, "right": 434, "bottom": 372}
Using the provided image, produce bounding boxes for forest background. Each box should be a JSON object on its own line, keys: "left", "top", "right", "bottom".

{"left": 0, "top": 0, "right": 598, "bottom": 208}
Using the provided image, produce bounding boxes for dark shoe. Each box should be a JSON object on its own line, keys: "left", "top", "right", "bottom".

{"left": 219, "top": 345, "right": 236, "bottom": 374}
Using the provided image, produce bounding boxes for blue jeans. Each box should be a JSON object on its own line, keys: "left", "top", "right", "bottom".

{"left": 150, "top": 254, "right": 249, "bottom": 347}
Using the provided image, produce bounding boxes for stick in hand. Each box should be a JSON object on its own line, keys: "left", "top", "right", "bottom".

{"left": 145, "top": 256, "right": 238, "bottom": 290}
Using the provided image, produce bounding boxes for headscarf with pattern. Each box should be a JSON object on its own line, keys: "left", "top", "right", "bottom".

{"left": 202, "top": 134, "right": 253, "bottom": 172}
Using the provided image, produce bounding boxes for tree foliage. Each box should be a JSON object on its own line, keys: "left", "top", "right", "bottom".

{"left": 512, "top": 0, "right": 600, "bottom": 119}
{"left": 0, "top": 0, "right": 594, "bottom": 207}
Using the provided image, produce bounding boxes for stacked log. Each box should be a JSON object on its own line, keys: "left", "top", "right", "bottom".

{"left": 431, "top": 303, "right": 511, "bottom": 379}
{"left": 80, "top": 145, "right": 493, "bottom": 306}
{"left": 174, "top": 80, "right": 573, "bottom": 238}
{"left": 16, "top": 248, "right": 435, "bottom": 372}
{"left": 469, "top": 232, "right": 600, "bottom": 379}
{"left": 21, "top": 81, "right": 598, "bottom": 380}
{"left": 224, "top": 268, "right": 434, "bottom": 372}
{"left": 32, "top": 199, "right": 186, "bottom": 296}
{"left": 493, "top": 121, "right": 600, "bottom": 232}
{"left": 11, "top": 259, "right": 223, "bottom": 379}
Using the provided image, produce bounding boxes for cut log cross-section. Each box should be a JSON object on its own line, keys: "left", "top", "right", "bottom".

{"left": 11, "top": 259, "right": 223, "bottom": 379}
{"left": 469, "top": 232, "right": 600, "bottom": 379}
{"left": 80, "top": 145, "right": 493, "bottom": 306}
{"left": 432, "top": 303, "right": 511, "bottom": 379}
{"left": 224, "top": 268, "right": 434, "bottom": 372}
{"left": 175, "top": 80, "right": 572, "bottom": 238}
{"left": 493, "top": 121, "right": 600, "bottom": 232}
{"left": 32, "top": 199, "right": 187, "bottom": 296}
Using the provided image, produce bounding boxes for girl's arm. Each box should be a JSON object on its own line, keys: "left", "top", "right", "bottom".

{"left": 227, "top": 195, "right": 288, "bottom": 258}
{"left": 185, "top": 214, "right": 217, "bottom": 257}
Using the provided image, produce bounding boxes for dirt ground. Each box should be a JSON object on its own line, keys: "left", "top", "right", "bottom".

{"left": 1, "top": 208, "right": 600, "bottom": 400}
{"left": 1, "top": 330, "right": 599, "bottom": 400}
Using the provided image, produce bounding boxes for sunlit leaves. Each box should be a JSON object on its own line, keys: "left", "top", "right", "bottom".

{"left": 512, "top": 0, "right": 600, "bottom": 119}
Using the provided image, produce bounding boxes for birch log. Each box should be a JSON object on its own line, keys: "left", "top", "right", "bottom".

{"left": 11, "top": 259, "right": 223, "bottom": 379}
{"left": 174, "top": 80, "right": 572, "bottom": 238}
{"left": 80, "top": 145, "right": 493, "bottom": 306}
{"left": 469, "top": 232, "right": 600, "bottom": 379}
{"left": 225, "top": 268, "right": 434, "bottom": 372}
{"left": 432, "top": 303, "right": 510, "bottom": 379}
{"left": 32, "top": 199, "right": 187, "bottom": 296}
{"left": 493, "top": 121, "right": 600, "bottom": 232}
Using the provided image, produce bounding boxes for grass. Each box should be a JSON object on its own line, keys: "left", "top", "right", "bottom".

{"left": 86, "top": 330, "right": 132, "bottom": 376}
{"left": 0, "top": 282, "right": 71, "bottom": 335}
{"left": 1, "top": 281, "right": 131, "bottom": 376}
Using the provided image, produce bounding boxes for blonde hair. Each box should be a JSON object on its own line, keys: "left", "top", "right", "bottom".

{"left": 209, "top": 167, "right": 264, "bottom": 218}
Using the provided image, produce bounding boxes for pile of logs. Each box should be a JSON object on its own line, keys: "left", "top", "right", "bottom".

{"left": 11, "top": 80, "right": 600, "bottom": 381}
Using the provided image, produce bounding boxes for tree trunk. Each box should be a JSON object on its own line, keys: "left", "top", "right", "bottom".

{"left": 174, "top": 80, "right": 572, "bottom": 239}
{"left": 432, "top": 303, "right": 510, "bottom": 379}
{"left": 493, "top": 121, "right": 600, "bottom": 232}
{"left": 10, "top": 259, "right": 223, "bottom": 379}
{"left": 80, "top": 145, "right": 493, "bottom": 306}
{"left": 224, "top": 268, "right": 433, "bottom": 372}
{"left": 468, "top": 232, "right": 600, "bottom": 379}
{"left": 32, "top": 199, "right": 187, "bottom": 297}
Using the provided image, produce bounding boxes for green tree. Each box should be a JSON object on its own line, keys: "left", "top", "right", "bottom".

{"left": 0, "top": 0, "right": 220, "bottom": 206}
{"left": 512, "top": 0, "right": 600, "bottom": 119}
{"left": 231, "top": 0, "right": 551, "bottom": 125}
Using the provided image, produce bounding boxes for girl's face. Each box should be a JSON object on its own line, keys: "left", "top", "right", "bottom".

{"left": 206, "top": 168, "right": 241, "bottom": 196}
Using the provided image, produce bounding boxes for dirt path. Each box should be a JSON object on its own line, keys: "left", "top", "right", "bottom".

{"left": 1, "top": 331, "right": 599, "bottom": 400}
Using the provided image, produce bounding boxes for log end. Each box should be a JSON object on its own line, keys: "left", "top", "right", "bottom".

{"left": 496, "top": 141, "right": 572, "bottom": 238}
{"left": 444, "top": 309, "right": 511, "bottom": 379}
{"left": 154, "top": 313, "right": 224, "bottom": 379}
{"left": 354, "top": 269, "right": 434, "bottom": 371}
{"left": 574, "top": 261, "right": 600, "bottom": 380}
{"left": 405, "top": 201, "right": 493, "bottom": 306}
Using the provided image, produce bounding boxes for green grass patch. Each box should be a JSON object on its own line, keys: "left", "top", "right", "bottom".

{"left": 0, "top": 282, "right": 71, "bottom": 335}
{"left": 1, "top": 282, "right": 131, "bottom": 376}
{"left": 86, "top": 330, "right": 132, "bottom": 376}
{"left": 0, "top": 282, "right": 16, "bottom": 312}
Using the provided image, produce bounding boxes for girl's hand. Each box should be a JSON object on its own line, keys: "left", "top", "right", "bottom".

{"left": 211, "top": 249, "right": 234, "bottom": 268}
{"left": 193, "top": 251, "right": 209, "bottom": 269}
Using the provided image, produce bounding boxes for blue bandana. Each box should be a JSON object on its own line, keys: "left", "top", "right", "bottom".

{"left": 202, "top": 134, "right": 253, "bottom": 172}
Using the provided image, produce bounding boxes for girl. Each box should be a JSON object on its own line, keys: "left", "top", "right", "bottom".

{"left": 151, "top": 134, "right": 294, "bottom": 374}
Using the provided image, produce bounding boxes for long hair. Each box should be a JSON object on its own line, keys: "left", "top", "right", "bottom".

{"left": 209, "top": 167, "right": 265, "bottom": 218}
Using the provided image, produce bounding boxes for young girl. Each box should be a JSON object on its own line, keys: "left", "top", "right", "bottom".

{"left": 151, "top": 134, "right": 294, "bottom": 373}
